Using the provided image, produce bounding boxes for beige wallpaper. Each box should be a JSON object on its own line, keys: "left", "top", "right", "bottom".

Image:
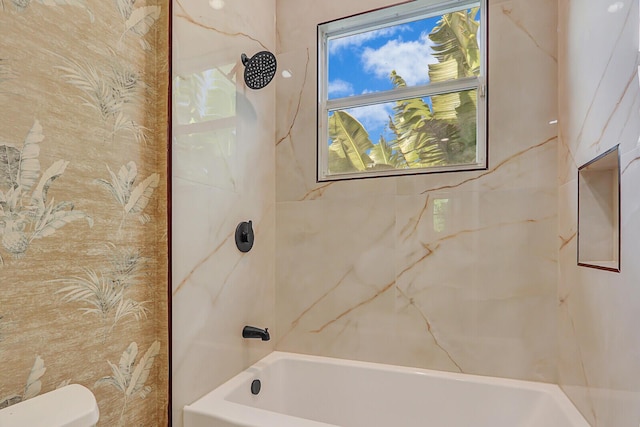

{"left": 0, "top": 0, "right": 169, "bottom": 425}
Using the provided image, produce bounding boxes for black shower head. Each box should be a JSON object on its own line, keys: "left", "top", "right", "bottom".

{"left": 241, "top": 51, "right": 277, "bottom": 90}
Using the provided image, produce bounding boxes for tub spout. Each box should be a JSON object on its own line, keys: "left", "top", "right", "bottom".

{"left": 242, "top": 325, "right": 270, "bottom": 341}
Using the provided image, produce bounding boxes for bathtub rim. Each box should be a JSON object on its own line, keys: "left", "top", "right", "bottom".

{"left": 184, "top": 351, "right": 590, "bottom": 427}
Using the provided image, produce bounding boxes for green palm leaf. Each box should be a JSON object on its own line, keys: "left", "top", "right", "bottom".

{"left": 328, "top": 110, "right": 374, "bottom": 172}
{"left": 325, "top": 8, "right": 480, "bottom": 175}
{"left": 369, "top": 135, "right": 398, "bottom": 168}
{"left": 429, "top": 8, "right": 480, "bottom": 78}
{"left": 388, "top": 73, "right": 447, "bottom": 167}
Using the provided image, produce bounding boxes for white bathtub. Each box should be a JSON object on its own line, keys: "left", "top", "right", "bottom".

{"left": 184, "top": 352, "right": 590, "bottom": 427}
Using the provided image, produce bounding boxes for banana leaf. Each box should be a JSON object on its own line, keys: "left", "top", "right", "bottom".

{"left": 328, "top": 110, "right": 374, "bottom": 172}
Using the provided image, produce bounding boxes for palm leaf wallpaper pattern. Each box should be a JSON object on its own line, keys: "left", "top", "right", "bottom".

{"left": 2, "top": 0, "right": 94, "bottom": 21}
{"left": 0, "top": 120, "right": 93, "bottom": 264}
{"left": 54, "top": 245, "right": 151, "bottom": 338}
{"left": 0, "top": 0, "right": 168, "bottom": 425}
{"left": 96, "top": 341, "right": 161, "bottom": 426}
{"left": 95, "top": 161, "right": 160, "bottom": 228}
{"left": 56, "top": 57, "right": 148, "bottom": 143}
{"left": 0, "top": 356, "right": 74, "bottom": 408}
{"left": 0, "top": 356, "right": 46, "bottom": 409}
{"left": 115, "top": 0, "right": 161, "bottom": 51}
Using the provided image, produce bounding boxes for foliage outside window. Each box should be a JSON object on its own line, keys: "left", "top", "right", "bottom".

{"left": 317, "top": 0, "right": 486, "bottom": 181}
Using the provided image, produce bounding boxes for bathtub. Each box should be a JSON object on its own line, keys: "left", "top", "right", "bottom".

{"left": 184, "top": 352, "right": 590, "bottom": 427}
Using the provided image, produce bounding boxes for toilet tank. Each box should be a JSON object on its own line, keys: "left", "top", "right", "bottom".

{"left": 0, "top": 384, "right": 99, "bottom": 427}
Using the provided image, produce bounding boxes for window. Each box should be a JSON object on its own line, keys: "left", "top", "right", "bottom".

{"left": 317, "top": 0, "right": 487, "bottom": 181}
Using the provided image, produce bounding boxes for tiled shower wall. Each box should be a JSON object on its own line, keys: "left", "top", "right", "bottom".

{"left": 171, "top": 1, "right": 640, "bottom": 426}
{"left": 275, "top": 0, "right": 559, "bottom": 382}
{"left": 0, "top": 1, "right": 169, "bottom": 426}
{"left": 171, "top": 0, "right": 276, "bottom": 425}
{"left": 557, "top": 0, "right": 640, "bottom": 425}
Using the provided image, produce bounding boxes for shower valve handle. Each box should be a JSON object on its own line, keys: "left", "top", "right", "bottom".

{"left": 235, "top": 220, "right": 254, "bottom": 252}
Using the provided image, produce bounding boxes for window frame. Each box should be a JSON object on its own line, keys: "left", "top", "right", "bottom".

{"left": 317, "top": 0, "right": 488, "bottom": 182}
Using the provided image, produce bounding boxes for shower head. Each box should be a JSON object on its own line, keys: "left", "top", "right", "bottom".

{"left": 241, "top": 51, "right": 277, "bottom": 90}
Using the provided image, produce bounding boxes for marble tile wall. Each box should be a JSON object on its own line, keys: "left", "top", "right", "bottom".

{"left": 171, "top": 0, "right": 276, "bottom": 425}
{"left": 557, "top": 0, "right": 640, "bottom": 425}
{"left": 172, "top": 1, "right": 640, "bottom": 425}
{"left": 275, "top": 0, "right": 559, "bottom": 382}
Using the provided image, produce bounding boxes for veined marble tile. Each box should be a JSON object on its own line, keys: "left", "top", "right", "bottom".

{"left": 172, "top": 247, "right": 275, "bottom": 425}
{"left": 174, "top": 0, "right": 275, "bottom": 61}
{"left": 275, "top": 49, "right": 321, "bottom": 201}
{"left": 395, "top": 189, "right": 557, "bottom": 381}
{"left": 274, "top": 0, "right": 559, "bottom": 385}
{"left": 173, "top": 129, "right": 238, "bottom": 191}
{"left": 558, "top": 1, "right": 640, "bottom": 425}
{"left": 557, "top": 178, "right": 577, "bottom": 266}
{"left": 172, "top": 0, "right": 276, "bottom": 425}
{"left": 172, "top": 179, "right": 276, "bottom": 426}
{"left": 557, "top": 154, "right": 640, "bottom": 427}
{"left": 275, "top": 196, "right": 398, "bottom": 364}
{"left": 395, "top": 134, "right": 557, "bottom": 195}
{"left": 621, "top": 147, "right": 640, "bottom": 227}
{"left": 558, "top": 0, "right": 639, "bottom": 185}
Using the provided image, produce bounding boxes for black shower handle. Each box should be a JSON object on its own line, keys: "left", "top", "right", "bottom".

{"left": 235, "top": 220, "right": 254, "bottom": 252}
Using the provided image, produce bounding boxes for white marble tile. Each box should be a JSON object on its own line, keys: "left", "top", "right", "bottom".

{"left": 556, "top": 147, "right": 640, "bottom": 425}
{"left": 172, "top": 0, "right": 276, "bottom": 425}
{"left": 274, "top": 0, "right": 559, "bottom": 385}
{"left": 172, "top": 166, "right": 276, "bottom": 427}
{"left": 174, "top": 0, "right": 275, "bottom": 62}
{"left": 558, "top": 1, "right": 640, "bottom": 425}
{"left": 395, "top": 189, "right": 557, "bottom": 381}
{"left": 170, "top": 0, "right": 640, "bottom": 425}
{"left": 558, "top": 0, "right": 639, "bottom": 185}
{"left": 275, "top": 196, "right": 398, "bottom": 364}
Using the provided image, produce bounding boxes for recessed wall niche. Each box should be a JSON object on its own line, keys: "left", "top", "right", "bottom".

{"left": 578, "top": 145, "right": 620, "bottom": 272}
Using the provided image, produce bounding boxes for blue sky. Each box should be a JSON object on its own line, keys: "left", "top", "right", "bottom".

{"left": 327, "top": 15, "right": 440, "bottom": 141}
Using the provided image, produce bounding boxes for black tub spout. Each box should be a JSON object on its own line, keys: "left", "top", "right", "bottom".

{"left": 242, "top": 325, "right": 270, "bottom": 341}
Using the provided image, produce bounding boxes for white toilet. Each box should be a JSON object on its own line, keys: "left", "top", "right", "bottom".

{"left": 0, "top": 384, "right": 99, "bottom": 427}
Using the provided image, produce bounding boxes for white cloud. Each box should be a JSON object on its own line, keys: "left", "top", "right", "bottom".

{"left": 329, "top": 26, "right": 409, "bottom": 55}
{"left": 328, "top": 79, "right": 354, "bottom": 96}
{"left": 345, "top": 103, "right": 394, "bottom": 137}
{"left": 361, "top": 32, "right": 436, "bottom": 86}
